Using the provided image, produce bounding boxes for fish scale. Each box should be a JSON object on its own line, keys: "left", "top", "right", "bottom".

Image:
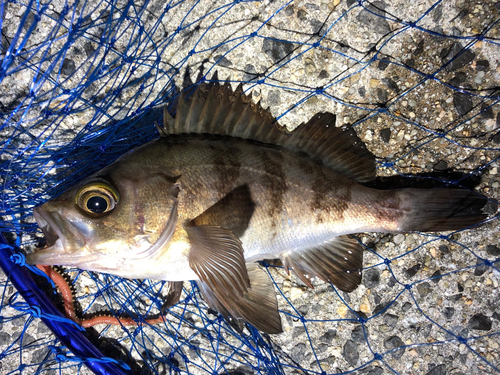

{"left": 151, "top": 137, "right": 362, "bottom": 254}
{"left": 26, "top": 80, "right": 491, "bottom": 334}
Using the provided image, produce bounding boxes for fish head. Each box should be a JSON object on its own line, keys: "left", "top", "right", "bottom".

{"left": 26, "top": 167, "right": 179, "bottom": 274}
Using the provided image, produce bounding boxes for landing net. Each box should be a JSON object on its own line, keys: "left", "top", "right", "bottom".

{"left": 1, "top": 1, "right": 499, "bottom": 374}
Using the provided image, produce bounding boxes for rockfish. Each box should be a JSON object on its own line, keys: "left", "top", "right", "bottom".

{"left": 26, "top": 80, "right": 488, "bottom": 333}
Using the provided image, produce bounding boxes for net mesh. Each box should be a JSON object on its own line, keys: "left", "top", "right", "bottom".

{"left": 1, "top": 0, "right": 499, "bottom": 374}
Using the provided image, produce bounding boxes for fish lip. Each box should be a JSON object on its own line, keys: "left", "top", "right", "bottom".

{"left": 33, "top": 206, "right": 61, "bottom": 248}
{"left": 27, "top": 206, "right": 87, "bottom": 266}
{"left": 26, "top": 243, "right": 101, "bottom": 267}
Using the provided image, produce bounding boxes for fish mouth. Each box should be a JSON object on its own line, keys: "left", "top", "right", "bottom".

{"left": 26, "top": 206, "right": 91, "bottom": 266}
{"left": 34, "top": 207, "right": 61, "bottom": 248}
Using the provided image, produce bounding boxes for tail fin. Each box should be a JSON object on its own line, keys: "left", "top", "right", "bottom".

{"left": 397, "top": 188, "right": 491, "bottom": 232}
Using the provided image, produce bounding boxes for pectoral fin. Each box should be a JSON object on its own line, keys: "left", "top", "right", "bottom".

{"left": 281, "top": 235, "right": 363, "bottom": 292}
{"left": 186, "top": 225, "right": 250, "bottom": 298}
{"left": 191, "top": 184, "right": 255, "bottom": 237}
{"left": 198, "top": 263, "right": 282, "bottom": 334}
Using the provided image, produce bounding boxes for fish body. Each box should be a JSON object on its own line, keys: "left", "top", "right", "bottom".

{"left": 27, "top": 81, "right": 489, "bottom": 333}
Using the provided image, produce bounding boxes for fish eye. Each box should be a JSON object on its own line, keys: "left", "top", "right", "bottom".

{"left": 76, "top": 182, "right": 120, "bottom": 216}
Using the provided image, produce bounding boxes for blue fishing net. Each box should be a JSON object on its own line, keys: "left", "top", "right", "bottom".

{"left": 1, "top": 0, "right": 499, "bottom": 374}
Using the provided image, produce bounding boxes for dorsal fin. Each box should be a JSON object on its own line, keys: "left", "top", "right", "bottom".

{"left": 161, "top": 79, "right": 375, "bottom": 183}
{"left": 284, "top": 112, "right": 376, "bottom": 182}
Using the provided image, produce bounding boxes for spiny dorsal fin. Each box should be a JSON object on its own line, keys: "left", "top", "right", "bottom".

{"left": 286, "top": 113, "right": 376, "bottom": 183}
{"left": 161, "top": 79, "right": 375, "bottom": 183}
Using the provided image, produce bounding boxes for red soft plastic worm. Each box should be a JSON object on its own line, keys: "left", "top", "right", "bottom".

{"left": 36, "top": 265, "right": 166, "bottom": 328}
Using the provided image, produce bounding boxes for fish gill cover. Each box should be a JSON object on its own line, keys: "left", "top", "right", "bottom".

{"left": 0, "top": 0, "right": 499, "bottom": 374}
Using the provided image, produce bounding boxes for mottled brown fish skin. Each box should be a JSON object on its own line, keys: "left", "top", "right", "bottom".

{"left": 257, "top": 146, "right": 286, "bottom": 236}
{"left": 119, "top": 136, "right": 401, "bottom": 264}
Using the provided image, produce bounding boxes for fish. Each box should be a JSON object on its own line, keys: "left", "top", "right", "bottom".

{"left": 26, "top": 79, "right": 490, "bottom": 334}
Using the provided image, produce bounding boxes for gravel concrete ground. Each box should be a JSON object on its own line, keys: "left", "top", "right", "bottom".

{"left": 1, "top": 1, "right": 499, "bottom": 374}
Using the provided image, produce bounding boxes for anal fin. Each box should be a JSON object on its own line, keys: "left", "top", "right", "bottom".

{"left": 198, "top": 263, "right": 282, "bottom": 334}
{"left": 281, "top": 236, "right": 363, "bottom": 292}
